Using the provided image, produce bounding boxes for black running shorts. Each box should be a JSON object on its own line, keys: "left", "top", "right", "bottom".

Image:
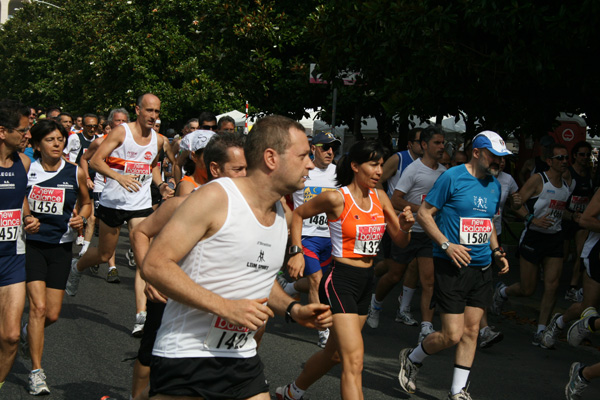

{"left": 96, "top": 205, "right": 153, "bottom": 228}
{"left": 137, "top": 300, "right": 166, "bottom": 366}
{"left": 431, "top": 257, "right": 492, "bottom": 314}
{"left": 149, "top": 355, "right": 269, "bottom": 399}
{"left": 518, "top": 229, "right": 564, "bottom": 264}
{"left": 319, "top": 261, "right": 374, "bottom": 315}
{"left": 25, "top": 241, "right": 72, "bottom": 290}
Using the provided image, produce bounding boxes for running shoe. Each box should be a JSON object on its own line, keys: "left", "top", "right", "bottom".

{"left": 479, "top": 326, "right": 504, "bottom": 349}
{"left": 448, "top": 388, "right": 472, "bottom": 400}
{"left": 65, "top": 258, "right": 82, "bottom": 296}
{"left": 567, "top": 314, "right": 596, "bottom": 347}
{"left": 540, "top": 313, "right": 562, "bottom": 349}
{"left": 565, "top": 287, "right": 579, "bottom": 302}
{"left": 490, "top": 282, "right": 507, "bottom": 316}
{"left": 132, "top": 311, "right": 147, "bottom": 338}
{"left": 395, "top": 308, "right": 418, "bottom": 326}
{"left": 106, "top": 267, "right": 120, "bottom": 283}
{"left": 565, "top": 362, "right": 588, "bottom": 400}
{"left": 76, "top": 235, "right": 84, "bottom": 246}
{"left": 19, "top": 321, "right": 30, "bottom": 360}
{"left": 28, "top": 368, "right": 50, "bottom": 395}
{"left": 275, "top": 384, "right": 302, "bottom": 400}
{"left": 366, "top": 304, "right": 382, "bottom": 329}
{"left": 532, "top": 331, "right": 543, "bottom": 347}
{"left": 90, "top": 264, "right": 99, "bottom": 275}
{"left": 317, "top": 328, "right": 329, "bottom": 349}
{"left": 575, "top": 288, "right": 584, "bottom": 303}
{"left": 126, "top": 248, "right": 136, "bottom": 267}
{"left": 418, "top": 324, "right": 435, "bottom": 344}
{"left": 398, "top": 348, "right": 420, "bottom": 394}
{"left": 276, "top": 273, "right": 290, "bottom": 291}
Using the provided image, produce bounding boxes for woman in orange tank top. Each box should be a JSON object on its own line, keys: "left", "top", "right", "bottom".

{"left": 279, "top": 140, "right": 414, "bottom": 400}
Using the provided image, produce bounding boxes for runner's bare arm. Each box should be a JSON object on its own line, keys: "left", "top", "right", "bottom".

{"left": 579, "top": 189, "right": 600, "bottom": 233}
{"left": 141, "top": 183, "right": 274, "bottom": 331}
{"left": 379, "top": 189, "right": 413, "bottom": 248}
{"left": 287, "top": 190, "right": 344, "bottom": 279}
{"left": 153, "top": 136, "right": 174, "bottom": 199}
{"left": 80, "top": 139, "right": 101, "bottom": 190}
{"left": 513, "top": 174, "right": 554, "bottom": 228}
{"left": 391, "top": 189, "right": 421, "bottom": 213}
{"left": 268, "top": 280, "right": 332, "bottom": 330}
{"left": 489, "top": 226, "right": 509, "bottom": 274}
{"left": 378, "top": 153, "right": 399, "bottom": 188}
{"left": 417, "top": 200, "right": 471, "bottom": 267}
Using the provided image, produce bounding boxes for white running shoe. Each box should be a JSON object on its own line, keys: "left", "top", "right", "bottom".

{"left": 395, "top": 308, "right": 418, "bottom": 326}
{"left": 366, "top": 304, "right": 382, "bottom": 329}
{"left": 448, "top": 388, "right": 473, "bottom": 400}
{"left": 28, "top": 368, "right": 50, "bottom": 395}
{"left": 398, "top": 348, "right": 420, "bottom": 394}
{"left": 275, "top": 384, "right": 302, "bottom": 400}
{"left": 126, "top": 248, "right": 136, "bottom": 267}
{"left": 565, "top": 362, "right": 588, "bottom": 400}
{"left": 317, "top": 328, "right": 329, "bottom": 348}
{"left": 479, "top": 326, "right": 504, "bottom": 349}
{"left": 132, "top": 311, "right": 147, "bottom": 338}
{"left": 567, "top": 311, "right": 597, "bottom": 347}
{"left": 65, "top": 258, "right": 82, "bottom": 296}
{"left": 540, "top": 313, "right": 562, "bottom": 349}
{"left": 418, "top": 324, "right": 435, "bottom": 344}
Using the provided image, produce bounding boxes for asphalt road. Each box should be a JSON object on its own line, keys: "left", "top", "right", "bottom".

{"left": 2, "top": 232, "right": 599, "bottom": 400}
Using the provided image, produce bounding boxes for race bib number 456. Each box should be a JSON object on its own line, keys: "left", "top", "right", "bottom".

{"left": 28, "top": 186, "right": 65, "bottom": 215}
{"left": 204, "top": 316, "right": 256, "bottom": 351}
{"left": 0, "top": 209, "right": 21, "bottom": 242}
{"left": 459, "top": 217, "right": 493, "bottom": 245}
{"left": 354, "top": 224, "right": 386, "bottom": 255}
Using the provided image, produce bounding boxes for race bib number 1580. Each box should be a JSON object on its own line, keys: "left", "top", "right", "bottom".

{"left": 459, "top": 217, "right": 493, "bottom": 245}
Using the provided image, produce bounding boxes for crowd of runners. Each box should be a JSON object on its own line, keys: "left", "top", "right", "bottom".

{"left": 0, "top": 95, "right": 599, "bottom": 400}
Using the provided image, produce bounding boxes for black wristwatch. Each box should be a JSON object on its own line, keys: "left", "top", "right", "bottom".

{"left": 492, "top": 246, "right": 504, "bottom": 256}
{"left": 81, "top": 216, "right": 88, "bottom": 226}
{"left": 288, "top": 245, "right": 303, "bottom": 256}
{"left": 285, "top": 301, "right": 300, "bottom": 323}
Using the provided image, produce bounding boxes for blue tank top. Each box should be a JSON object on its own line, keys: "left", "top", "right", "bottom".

{"left": 0, "top": 153, "right": 27, "bottom": 256}
{"left": 26, "top": 159, "right": 79, "bottom": 244}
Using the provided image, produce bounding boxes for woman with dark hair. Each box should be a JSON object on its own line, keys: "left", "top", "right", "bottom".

{"left": 176, "top": 130, "right": 215, "bottom": 196}
{"left": 21, "top": 119, "right": 91, "bottom": 395}
{"left": 278, "top": 140, "right": 414, "bottom": 400}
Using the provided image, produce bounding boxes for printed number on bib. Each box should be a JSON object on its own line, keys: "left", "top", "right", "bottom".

{"left": 459, "top": 218, "right": 492, "bottom": 245}
{"left": 354, "top": 224, "right": 385, "bottom": 255}
{"left": 0, "top": 209, "right": 21, "bottom": 242}
{"left": 307, "top": 213, "right": 328, "bottom": 227}
{"left": 28, "top": 186, "right": 65, "bottom": 215}
{"left": 570, "top": 196, "right": 589, "bottom": 213}
{"left": 205, "top": 316, "right": 256, "bottom": 351}
{"left": 549, "top": 199, "right": 567, "bottom": 220}
{"left": 124, "top": 162, "right": 152, "bottom": 185}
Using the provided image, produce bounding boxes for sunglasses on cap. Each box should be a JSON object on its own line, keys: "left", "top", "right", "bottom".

{"left": 202, "top": 125, "right": 217, "bottom": 131}
{"left": 315, "top": 143, "right": 338, "bottom": 151}
{"left": 551, "top": 155, "right": 568, "bottom": 161}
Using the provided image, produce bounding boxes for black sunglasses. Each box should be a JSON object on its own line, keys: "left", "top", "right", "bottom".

{"left": 202, "top": 125, "right": 217, "bottom": 131}
{"left": 315, "top": 143, "right": 338, "bottom": 152}
{"left": 551, "top": 155, "right": 568, "bottom": 161}
{"left": 85, "top": 124, "right": 98, "bottom": 129}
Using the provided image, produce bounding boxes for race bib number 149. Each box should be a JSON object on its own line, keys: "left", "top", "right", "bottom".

{"left": 459, "top": 217, "right": 493, "bottom": 245}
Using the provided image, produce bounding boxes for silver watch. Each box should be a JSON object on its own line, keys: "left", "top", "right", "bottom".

{"left": 441, "top": 241, "right": 450, "bottom": 251}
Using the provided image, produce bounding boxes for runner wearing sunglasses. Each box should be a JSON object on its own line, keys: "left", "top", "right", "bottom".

{"left": 492, "top": 143, "right": 575, "bottom": 347}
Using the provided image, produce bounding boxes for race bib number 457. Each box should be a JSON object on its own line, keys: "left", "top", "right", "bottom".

{"left": 204, "top": 316, "right": 256, "bottom": 351}
{"left": 0, "top": 209, "right": 21, "bottom": 242}
{"left": 354, "top": 224, "right": 386, "bottom": 255}
{"left": 459, "top": 217, "right": 493, "bottom": 245}
{"left": 28, "top": 186, "right": 65, "bottom": 215}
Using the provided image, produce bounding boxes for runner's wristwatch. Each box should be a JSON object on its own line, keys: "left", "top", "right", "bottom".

{"left": 288, "top": 245, "right": 303, "bottom": 256}
{"left": 441, "top": 241, "right": 450, "bottom": 251}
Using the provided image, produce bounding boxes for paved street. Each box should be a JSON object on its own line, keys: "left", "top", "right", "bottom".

{"left": 2, "top": 231, "right": 599, "bottom": 399}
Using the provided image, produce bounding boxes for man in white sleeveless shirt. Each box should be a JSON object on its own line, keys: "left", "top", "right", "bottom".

{"left": 141, "top": 116, "right": 333, "bottom": 400}
{"left": 66, "top": 94, "right": 174, "bottom": 330}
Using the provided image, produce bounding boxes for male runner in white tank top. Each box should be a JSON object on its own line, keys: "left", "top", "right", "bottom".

{"left": 141, "top": 116, "right": 332, "bottom": 400}
{"left": 66, "top": 94, "right": 174, "bottom": 335}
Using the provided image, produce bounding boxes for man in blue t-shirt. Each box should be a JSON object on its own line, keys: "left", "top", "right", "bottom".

{"left": 397, "top": 131, "right": 510, "bottom": 400}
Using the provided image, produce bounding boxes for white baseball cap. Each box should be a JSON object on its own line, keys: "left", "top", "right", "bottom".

{"left": 472, "top": 131, "right": 512, "bottom": 156}
{"left": 180, "top": 130, "right": 216, "bottom": 153}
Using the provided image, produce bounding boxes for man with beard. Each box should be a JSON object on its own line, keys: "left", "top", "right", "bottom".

{"left": 398, "top": 131, "right": 510, "bottom": 400}
{"left": 492, "top": 143, "right": 574, "bottom": 348}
